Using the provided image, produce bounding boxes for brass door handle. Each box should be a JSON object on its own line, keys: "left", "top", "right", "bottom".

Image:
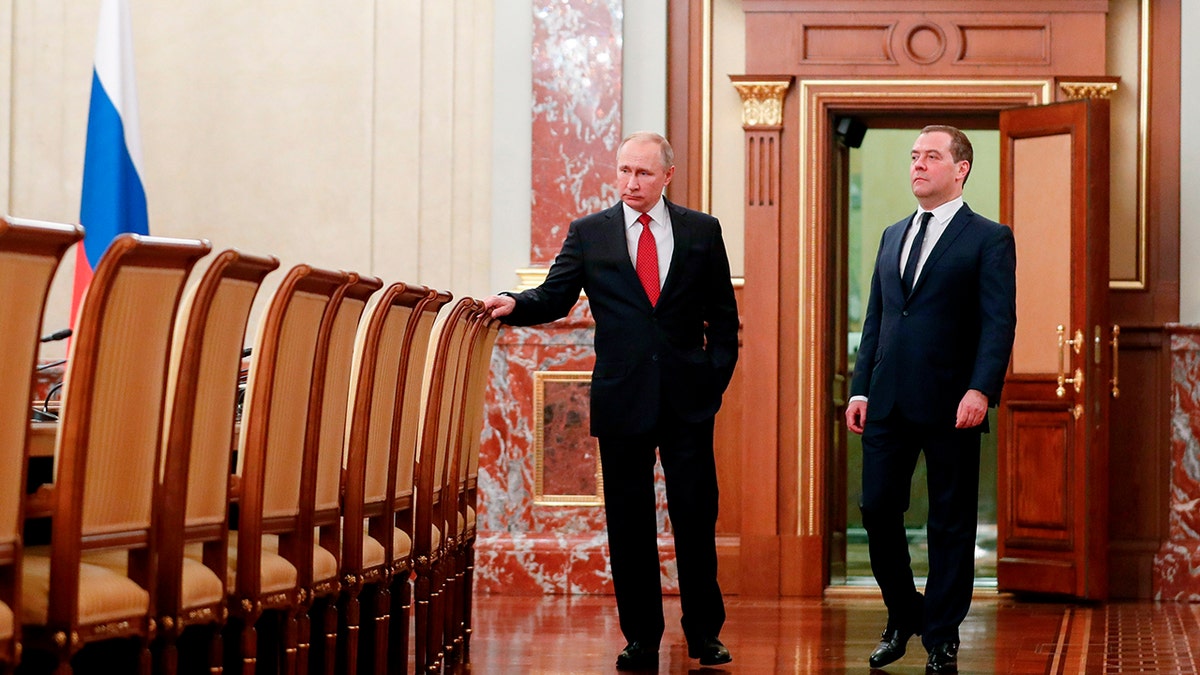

{"left": 1110, "top": 324, "right": 1120, "bottom": 398}
{"left": 1055, "top": 325, "right": 1083, "bottom": 398}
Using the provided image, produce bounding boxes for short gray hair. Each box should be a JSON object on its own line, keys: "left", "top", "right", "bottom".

{"left": 618, "top": 132, "right": 674, "bottom": 170}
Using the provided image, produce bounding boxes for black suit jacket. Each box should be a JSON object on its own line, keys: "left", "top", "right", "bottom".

{"left": 850, "top": 203, "right": 1016, "bottom": 428}
{"left": 504, "top": 199, "right": 739, "bottom": 437}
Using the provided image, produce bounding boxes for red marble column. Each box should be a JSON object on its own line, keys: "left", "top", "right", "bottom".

{"left": 1154, "top": 325, "right": 1200, "bottom": 601}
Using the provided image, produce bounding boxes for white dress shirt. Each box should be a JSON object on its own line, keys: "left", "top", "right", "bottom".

{"left": 899, "top": 197, "right": 963, "bottom": 284}
{"left": 623, "top": 198, "right": 673, "bottom": 290}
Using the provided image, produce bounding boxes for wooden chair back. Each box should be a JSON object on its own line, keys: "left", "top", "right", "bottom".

{"left": 381, "top": 288, "right": 448, "bottom": 674}
{"left": 337, "top": 282, "right": 431, "bottom": 674}
{"left": 155, "top": 249, "right": 277, "bottom": 663}
{"left": 388, "top": 290, "right": 451, "bottom": 545}
{"left": 305, "top": 274, "right": 382, "bottom": 581}
{"left": 226, "top": 263, "right": 345, "bottom": 674}
{"left": 298, "top": 271, "right": 379, "bottom": 674}
{"left": 411, "top": 297, "right": 476, "bottom": 673}
{"left": 449, "top": 308, "right": 499, "bottom": 657}
{"left": 24, "top": 233, "right": 209, "bottom": 669}
{"left": 0, "top": 216, "right": 82, "bottom": 670}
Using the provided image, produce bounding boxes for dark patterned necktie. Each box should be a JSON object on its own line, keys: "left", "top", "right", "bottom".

{"left": 902, "top": 211, "right": 932, "bottom": 297}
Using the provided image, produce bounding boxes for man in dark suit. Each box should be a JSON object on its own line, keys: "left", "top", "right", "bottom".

{"left": 483, "top": 131, "right": 738, "bottom": 670}
{"left": 846, "top": 125, "right": 1016, "bottom": 673}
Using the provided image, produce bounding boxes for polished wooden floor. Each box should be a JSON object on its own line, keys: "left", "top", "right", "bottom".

{"left": 453, "top": 591, "right": 1200, "bottom": 674}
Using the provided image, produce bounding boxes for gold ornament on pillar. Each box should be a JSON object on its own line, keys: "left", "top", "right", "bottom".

{"left": 730, "top": 75, "right": 793, "bottom": 129}
{"left": 1056, "top": 76, "right": 1120, "bottom": 101}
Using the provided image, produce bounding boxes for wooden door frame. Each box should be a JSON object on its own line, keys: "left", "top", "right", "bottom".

{"left": 783, "top": 79, "right": 1053, "bottom": 596}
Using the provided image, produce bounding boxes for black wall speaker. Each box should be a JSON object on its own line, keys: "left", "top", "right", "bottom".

{"left": 835, "top": 116, "right": 868, "bottom": 148}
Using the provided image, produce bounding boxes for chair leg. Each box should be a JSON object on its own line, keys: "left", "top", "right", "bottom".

{"left": 155, "top": 630, "right": 180, "bottom": 675}
{"left": 387, "top": 571, "right": 409, "bottom": 675}
{"left": 412, "top": 563, "right": 433, "bottom": 675}
{"left": 452, "top": 545, "right": 467, "bottom": 658}
{"left": 239, "top": 621, "right": 257, "bottom": 675}
{"left": 462, "top": 540, "right": 476, "bottom": 660}
{"left": 209, "top": 624, "right": 225, "bottom": 675}
{"left": 319, "top": 598, "right": 337, "bottom": 675}
{"left": 294, "top": 608, "right": 309, "bottom": 675}
{"left": 441, "top": 551, "right": 458, "bottom": 665}
{"left": 139, "top": 636, "right": 153, "bottom": 675}
{"left": 337, "top": 591, "right": 360, "bottom": 675}
{"left": 283, "top": 611, "right": 300, "bottom": 675}
{"left": 427, "top": 558, "right": 445, "bottom": 674}
{"left": 370, "top": 581, "right": 391, "bottom": 675}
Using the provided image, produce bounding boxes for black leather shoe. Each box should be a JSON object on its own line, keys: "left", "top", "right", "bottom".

{"left": 687, "top": 636, "right": 732, "bottom": 666}
{"left": 615, "top": 641, "right": 659, "bottom": 671}
{"left": 868, "top": 628, "right": 914, "bottom": 668}
{"left": 925, "top": 642, "right": 959, "bottom": 673}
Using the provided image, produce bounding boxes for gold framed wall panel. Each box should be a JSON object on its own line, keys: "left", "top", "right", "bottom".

{"left": 533, "top": 370, "right": 604, "bottom": 506}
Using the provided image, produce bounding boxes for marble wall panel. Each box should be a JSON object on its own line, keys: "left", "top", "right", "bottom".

{"left": 476, "top": 302, "right": 676, "bottom": 595}
{"left": 529, "top": 0, "right": 624, "bottom": 265}
{"left": 1154, "top": 327, "right": 1200, "bottom": 601}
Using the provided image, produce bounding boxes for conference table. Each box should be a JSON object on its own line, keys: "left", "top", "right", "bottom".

{"left": 29, "top": 421, "right": 55, "bottom": 459}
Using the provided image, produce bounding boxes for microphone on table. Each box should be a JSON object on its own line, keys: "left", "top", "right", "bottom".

{"left": 40, "top": 328, "right": 72, "bottom": 343}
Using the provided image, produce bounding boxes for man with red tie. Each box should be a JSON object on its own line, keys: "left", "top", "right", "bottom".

{"left": 483, "top": 131, "right": 739, "bottom": 670}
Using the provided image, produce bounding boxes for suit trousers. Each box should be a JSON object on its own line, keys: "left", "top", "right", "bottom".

{"left": 859, "top": 412, "right": 982, "bottom": 649}
{"left": 598, "top": 411, "right": 725, "bottom": 646}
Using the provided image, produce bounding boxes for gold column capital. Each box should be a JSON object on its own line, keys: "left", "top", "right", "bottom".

{"left": 729, "top": 75, "right": 794, "bottom": 129}
{"left": 1056, "top": 76, "right": 1120, "bottom": 100}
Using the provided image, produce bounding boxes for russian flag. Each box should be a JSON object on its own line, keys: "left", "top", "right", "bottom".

{"left": 71, "top": 0, "right": 148, "bottom": 318}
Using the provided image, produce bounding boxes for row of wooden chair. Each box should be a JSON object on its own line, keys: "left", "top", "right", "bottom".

{"left": 0, "top": 216, "right": 500, "bottom": 675}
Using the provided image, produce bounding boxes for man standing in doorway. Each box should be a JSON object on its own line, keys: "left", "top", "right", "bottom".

{"left": 846, "top": 125, "right": 1017, "bottom": 673}
{"left": 483, "top": 132, "right": 739, "bottom": 670}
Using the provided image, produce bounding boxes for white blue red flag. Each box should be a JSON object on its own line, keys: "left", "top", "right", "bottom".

{"left": 71, "top": 0, "right": 148, "bottom": 317}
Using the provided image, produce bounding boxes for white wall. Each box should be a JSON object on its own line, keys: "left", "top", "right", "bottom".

{"left": 1182, "top": 1, "right": 1200, "bottom": 322}
{"left": 3, "top": 1, "right": 494, "bottom": 354}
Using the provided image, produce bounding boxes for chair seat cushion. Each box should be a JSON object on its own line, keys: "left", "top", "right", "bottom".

{"left": 259, "top": 534, "right": 337, "bottom": 584}
{"left": 394, "top": 527, "right": 413, "bottom": 559}
{"left": 0, "top": 598, "right": 12, "bottom": 640}
{"left": 188, "top": 534, "right": 295, "bottom": 595}
{"left": 21, "top": 547, "right": 150, "bottom": 626}
{"left": 87, "top": 548, "right": 224, "bottom": 610}
{"left": 361, "top": 531, "right": 385, "bottom": 569}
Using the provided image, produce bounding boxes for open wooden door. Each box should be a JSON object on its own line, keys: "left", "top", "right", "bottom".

{"left": 997, "top": 99, "right": 1113, "bottom": 599}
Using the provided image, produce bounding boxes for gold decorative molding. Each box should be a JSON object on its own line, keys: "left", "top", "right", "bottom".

{"left": 1057, "top": 78, "right": 1120, "bottom": 100}
{"left": 515, "top": 267, "right": 549, "bottom": 291}
{"left": 730, "top": 75, "right": 794, "bottom": 129}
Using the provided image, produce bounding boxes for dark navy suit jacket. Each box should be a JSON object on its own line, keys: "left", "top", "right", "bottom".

{"left": 850, "top": 203, "right": 1017, "bottom": 428}
{"left": 503, "top": 199, "right": 739, "bottom": 437}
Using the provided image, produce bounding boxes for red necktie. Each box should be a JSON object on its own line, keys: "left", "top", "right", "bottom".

{"left": 635, "top": 212, "right": 659, "bottom": 306}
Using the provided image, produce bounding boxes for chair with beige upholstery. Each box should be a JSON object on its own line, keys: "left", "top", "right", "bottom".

{"left": 218, "top": 264, "right": 347, "bottom": 675}
{"left": 335, "top": 282, "right": 434, "bottom": 675}
{"left": 20, "top": 233, "right": 210, "bottom": 674}
{"left": 438, "top": 303, "right": 491, "bottom": 666}
{"left": 411, "top": 297, "right": 476, "bottom": 675}
{"left": 298, "top": 272, "right": 381, "bottom": 675}
{"left": 448, "top": 308, "right": 500, "bottom": 662}
{"left": 384, "top": 289, "right": 450, "bottom": 675}
{"left": 152, "top": 249, "right": 279, "bottom": 675}
{"left": 0, "top": 216, "right": 83, "bottom": 674}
